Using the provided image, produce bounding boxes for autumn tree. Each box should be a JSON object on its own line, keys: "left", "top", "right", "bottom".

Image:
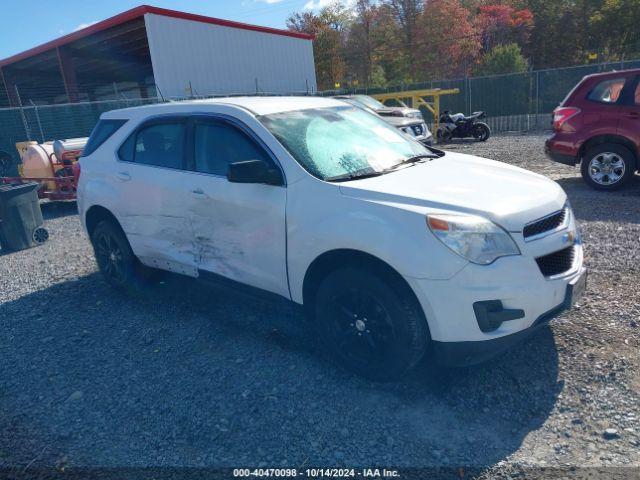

{"left": 369, "top": 3, "right": 409, "bottom": 85}
{"left": 415, "top": 0, "right": 481, "bottom": 79}
{"left": 287, "top": 3, "right": 352, "bottom": 90}
{"left": 345, "top": 0, "right": 376, "bottom": 87}
{"left": 474, "top": 4, "right": 533, "bottom": 53}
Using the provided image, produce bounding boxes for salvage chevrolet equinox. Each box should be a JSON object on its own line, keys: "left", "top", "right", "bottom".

{"left": 78, "top": 97, "right": 587, "bottom": 381}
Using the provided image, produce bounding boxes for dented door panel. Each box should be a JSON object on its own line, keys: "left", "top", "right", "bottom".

{"left": 186, "top": 173, "right": 289, "bottom": 298}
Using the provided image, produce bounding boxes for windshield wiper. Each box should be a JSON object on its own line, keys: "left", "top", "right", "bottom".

{"left": 383, "top": 153, "right": 439, "bottom": 172}
{"left": 401, "top": 153, "right": 439, "bottom": 164}
{"left": 325, "top": 152, "right": 441, "bottom": 182}
{"left": 325, "top": 170, "right": 385, "bottom": 182}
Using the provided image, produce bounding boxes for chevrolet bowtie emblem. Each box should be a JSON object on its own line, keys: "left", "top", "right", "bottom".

{"left": 563, "top": 231, "right": 576, "bottom": 245}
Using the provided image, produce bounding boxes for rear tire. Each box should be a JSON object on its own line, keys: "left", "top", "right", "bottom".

{"left": 436, "top": 127, "right": 452, "bottom": 143}
{"left": 91, "top": 220, "right": 149, "bottom": 293}
{"left": 313, "top": 267, "right": 429, "bottom": 381}
{"left": 581, "top": 143, "right": 636, "bottom": 191}
{"left": 472, "top": 122, "right": 491, "bottom": 142}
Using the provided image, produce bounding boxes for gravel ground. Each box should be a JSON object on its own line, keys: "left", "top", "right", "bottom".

{"left": 1, "top": 133, "right": 639, "bottom": 478}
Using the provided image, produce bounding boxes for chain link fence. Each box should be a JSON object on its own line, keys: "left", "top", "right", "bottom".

{"left": 0, "top": 97, "right": 163, "bottom": 176}
{"left": 328, "top": 58, "right": 640, "bottom": 131}
{"left": 1, "top": 58, "right": 639, "bottom": 175}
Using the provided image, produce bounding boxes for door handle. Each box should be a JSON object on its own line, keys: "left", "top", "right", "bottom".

{"left": 116, "top": 172, "right": 131, "bottom": 182}
{"left": 191, "top": 188, "right": 209, "bottom": 198}
{"left": 624, "top": 111, "right": 640, "bottom": 119}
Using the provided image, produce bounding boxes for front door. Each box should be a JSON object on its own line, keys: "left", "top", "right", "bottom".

{"left": 185, "top": 117, "right": 289, "bottom": 298}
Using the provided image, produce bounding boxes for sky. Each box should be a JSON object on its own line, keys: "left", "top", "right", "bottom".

{"left": 0, "top": 0, "right": 333, "bottom": 60}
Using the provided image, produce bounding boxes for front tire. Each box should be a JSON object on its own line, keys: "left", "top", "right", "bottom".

{"left": 581, "top": 143, "right": 636, "bottom": 191}
{"left": 314, "top": 267, "right": 429, "bottom": 381}
{"left": 472, "top": 122, "right": 490, "bottom": 141}
{"left": 91, "top": 220, "right": 146, "bottom": 293}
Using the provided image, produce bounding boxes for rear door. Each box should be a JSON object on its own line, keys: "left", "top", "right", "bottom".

{"left": 618, "top": 75, "right": 640, "bottom": 153}
{"left": 184, "top": 115, "right": 289, "bottom": 298}
{"left": 577, "top": 75, "right": 628, "bottom": 138}
{"left": 114, "top": 116, "right": 198, "bottom": 276}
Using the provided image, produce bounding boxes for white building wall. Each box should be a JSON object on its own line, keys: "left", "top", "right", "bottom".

{"left": 144, "top": 13, "right": 317, "bottom": 98}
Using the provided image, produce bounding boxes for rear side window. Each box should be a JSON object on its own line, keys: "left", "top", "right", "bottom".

{"left": 634, "top": 82, "right": 640, "bottom": 105}
{"left": 588, "top": 78, "right": 626, "bottom": 104}
{"left": 82, "top": 119, "right": 127, "bottom": 157}
{"left": 194, "top": 122, "right": 271, "bottom": 176}
{"left": 118, "top": 122, "right": 186, "bottom": 170}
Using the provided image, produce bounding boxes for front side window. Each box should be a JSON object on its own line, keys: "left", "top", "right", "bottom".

{"left": 122, "top": 122, "right": 185, "bottom": 169}
{"left": 194, "top": 122, "right": 271, "bottom": 176}
{"left": 259, "top": 106, "right": 429, "bottom": 181}
{"left": 588, "top": 78, "right": 626, "bottom": 103}
{"left": 634, "top": 81, "right": 640, "bottom": 105}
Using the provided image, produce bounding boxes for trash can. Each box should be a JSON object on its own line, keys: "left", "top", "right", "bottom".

{"left": 0, "top": 182, "right": 48, "bottom": 252}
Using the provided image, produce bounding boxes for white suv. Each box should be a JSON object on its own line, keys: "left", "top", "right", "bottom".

{"left": 78, "top": 96, "right": 586, "bottom": 381}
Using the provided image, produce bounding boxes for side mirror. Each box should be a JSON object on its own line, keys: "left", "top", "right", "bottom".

{"left": 227, "top": 160, "right": 283, "bottom": 186}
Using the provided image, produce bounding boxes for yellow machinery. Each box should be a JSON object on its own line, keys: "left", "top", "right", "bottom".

{"left": 372, "top": 88, "right": 460, "bottom": 131}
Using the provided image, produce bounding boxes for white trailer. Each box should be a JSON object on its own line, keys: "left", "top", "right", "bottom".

{"left": 144, "top": 10, "right": 317, "bottom": 98}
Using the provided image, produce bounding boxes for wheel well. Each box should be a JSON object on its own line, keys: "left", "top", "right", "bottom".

{"left": 579, "top": 135, "right": 638, "bottom": 165}
{"left": 302, "top": 249, "right": 423, "bottom": 318}
{"left": 85, "top": 206, "right": 122, "bottom": 238}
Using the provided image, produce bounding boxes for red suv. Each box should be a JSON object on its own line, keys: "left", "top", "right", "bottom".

{"left": 545, "top": 69, "right": 640, "bottom": 191}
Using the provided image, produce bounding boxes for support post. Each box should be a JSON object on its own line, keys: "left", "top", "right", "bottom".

{"left": 29, "top": 100, "right": 45, "bottom": 143}
{"left": 14, "top": 85, "right": 32, "bottom": 141}
{"left": 57, "top": 46, "right": 79, "bottom": 104}
{"left": 1, "top": 68, "right": 20, "bottom": 107}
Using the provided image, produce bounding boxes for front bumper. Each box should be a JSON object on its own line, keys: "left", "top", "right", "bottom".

{"left": 404, "top": 227, "right": 585, "bottom": 365}
{"left": 432, "top": 268, "right": 585, "bottom": 366}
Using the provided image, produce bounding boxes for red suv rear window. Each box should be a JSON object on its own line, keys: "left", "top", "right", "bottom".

{"left": 587, "top": 78, "right": 626, "bottom": 104}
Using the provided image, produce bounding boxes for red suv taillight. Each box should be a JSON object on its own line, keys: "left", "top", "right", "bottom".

{"left": 553, "top": 107, "right": 581, "bottom": 132}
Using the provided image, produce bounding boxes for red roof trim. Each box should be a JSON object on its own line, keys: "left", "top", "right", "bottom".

{"left": 0, "top": 4, "right": 313, "bottom": 68}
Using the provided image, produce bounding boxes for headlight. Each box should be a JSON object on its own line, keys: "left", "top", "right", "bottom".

{"left": 427, "top": 214, "right": 520, "bottom": 265}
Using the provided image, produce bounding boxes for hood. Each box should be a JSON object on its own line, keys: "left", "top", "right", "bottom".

{"left": 338, "top": 152, "right": 566, "bottom": 232}
{"left": 377, "top": 107, "right": 422, "bottom": 119}
{"left": 383, "top": 116, "right": 425, "bottom": 128}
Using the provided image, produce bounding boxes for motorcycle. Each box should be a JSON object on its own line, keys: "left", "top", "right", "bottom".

{"left": 436, "top": 111, "right": 491, "bottom": 143}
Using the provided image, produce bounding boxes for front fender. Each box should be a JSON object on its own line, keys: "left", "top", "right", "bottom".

{"left": 286, "top": 179, "right": 467, "bottom": 304}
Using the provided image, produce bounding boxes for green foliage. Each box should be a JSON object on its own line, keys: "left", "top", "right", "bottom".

{"left": 589, "top": 0, "right": 640, "bottom": 60}
{"left": 286, "top": 0, "right": 639, "bottom": 90}
{"left": 476, "top": 43, "right": 529, "bottom": 75}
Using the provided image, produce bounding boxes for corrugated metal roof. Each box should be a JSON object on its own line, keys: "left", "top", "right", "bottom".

{"left": 0, "top": 4, "right": 313, "bottom": 68}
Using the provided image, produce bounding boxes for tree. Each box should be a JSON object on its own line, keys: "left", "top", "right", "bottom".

{"left": 345, "top": 0, "right": 376, "bottom": 87}
{"left": 383, "top": 0, "right": 424, "bottom": 81}
{"left": 476, "top": 42, "right": 529, "bottom": 75}
{"left": 369, "top": 3, "right": 409, "bottom": 85}
{"left": 589, "top": 0, "right": 640, "bottom": 61}
{"left": 475, "top": 4, "right": 534, "bottom": 52}
{"left": 287, "top": 3, "right": 352, "bottom": 90}
{"left": 415, "top": 0, "right": 481, "bottom": 79}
